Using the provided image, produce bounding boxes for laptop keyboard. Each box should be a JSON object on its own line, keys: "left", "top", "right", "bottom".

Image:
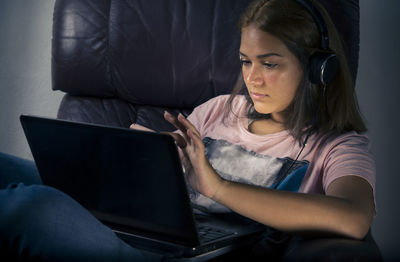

{"left": 197, "top": 225, "right": 236, "bottom": 243}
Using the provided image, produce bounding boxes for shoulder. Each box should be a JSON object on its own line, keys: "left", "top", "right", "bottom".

{"left": 194, "top": 95, "right": 247, "bottom": 110}
{"left": 318, "top": 131, "right": 371, "bottom": 155}
{"left": 188, "top": 95, "right": 248, "bottom": 134}
{"left": 315, "top": 131, "right": 375, "bottom": 191}
{"left": 195, "top": 95, "right": 231, "bottom": 110}
{"left": 309, "top": 131, "right": 373, "bottom": 168}
{"left": 301, "top": 131, "right": 375, "bottom": 194}
{"left": 190, "top": 95, "right": 247, "bottom": 120}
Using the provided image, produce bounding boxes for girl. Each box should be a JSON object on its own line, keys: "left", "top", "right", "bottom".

{"left": 158, "top": 0, "right": 376, "bottom": 241}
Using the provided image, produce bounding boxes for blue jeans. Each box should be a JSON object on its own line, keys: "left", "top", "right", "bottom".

{"left": 0, "top": 152, "right": 160, "bottom": 261}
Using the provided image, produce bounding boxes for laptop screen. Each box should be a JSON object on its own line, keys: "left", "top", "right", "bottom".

{"left": 20, "top": 115, "right": 200, "bottom": 246}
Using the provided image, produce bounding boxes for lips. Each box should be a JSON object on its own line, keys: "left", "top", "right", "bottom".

{"left": 250, "top": 92, "right": 268, "bottom": 100}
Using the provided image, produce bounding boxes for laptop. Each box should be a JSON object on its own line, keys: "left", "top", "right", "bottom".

{"left": 20, "top": 115, "right": 266, "bottom": 260}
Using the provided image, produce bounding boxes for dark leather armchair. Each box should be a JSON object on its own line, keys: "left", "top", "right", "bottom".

{"left": 51, "top": 0, "right": 382, "bottom": 260}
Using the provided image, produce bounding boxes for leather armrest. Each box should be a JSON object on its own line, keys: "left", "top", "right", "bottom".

{"left": 282, "top": 230, "right": 383, "bottom": 262}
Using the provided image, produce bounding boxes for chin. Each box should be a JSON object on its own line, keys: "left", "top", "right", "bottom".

{"left": 253, "top": 103, "right": 271, "bottom": 115}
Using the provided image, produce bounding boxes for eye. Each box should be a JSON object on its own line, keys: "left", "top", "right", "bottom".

{"left": 263, "top": 62, "right": 277, "bottom": 69}
{"left": 240, "top": 59, "right": 251, "bottom": 66}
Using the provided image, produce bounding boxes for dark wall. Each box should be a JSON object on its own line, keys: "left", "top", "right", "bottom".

{"left": 356, "top": 0, "right": 400, "bottom": 260}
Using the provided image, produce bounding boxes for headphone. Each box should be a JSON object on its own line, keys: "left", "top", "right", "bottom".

{"left": 294, "top": 0, "right": 339, "bottom": 87}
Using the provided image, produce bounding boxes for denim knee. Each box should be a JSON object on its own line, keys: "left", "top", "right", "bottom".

{"left": 0, "top": 183, "right": 70, "bottom": 243}
{"left": 0, "top": 152, "right": 42, "bottom": 189}
{"left": 0, "top": 183, "right": 146, "bottom": 261}
{"left": 0, "top": 184, "right": 66, "bottom": 260}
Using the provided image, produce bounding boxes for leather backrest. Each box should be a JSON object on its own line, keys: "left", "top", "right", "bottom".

{"left": 52, "top": 0, "right": 253, "bottom": 109}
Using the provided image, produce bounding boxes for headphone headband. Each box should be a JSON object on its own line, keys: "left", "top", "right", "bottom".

{"left": 294, "top": 0, "right": 329, "bottom": 50}
{"left": 292, "top": 0, "right": 338, "bottom": 85}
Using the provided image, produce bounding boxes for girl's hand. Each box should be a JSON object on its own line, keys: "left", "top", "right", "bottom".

{"left": 164, "top": 111, "right": 224, "bottom": 198}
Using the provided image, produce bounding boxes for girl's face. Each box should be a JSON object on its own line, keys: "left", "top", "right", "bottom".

{"left": 240, "top": 24, "right": 303, "bottom": 123}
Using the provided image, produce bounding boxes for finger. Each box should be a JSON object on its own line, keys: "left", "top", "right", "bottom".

{"left": 164, "top": 111, "right": 190, "bottom": 144}
{"left": 177, "top": 114, "right": 201, "bottom": 137}
{"left": 129, "top": 123, "right": 155, "bottom": 132}
{"left": 161, "top": 131, "right": 187, "bottom": 149}
{"left": 164, "top": 111, "right": 188, "bottom": 135}
{"left": 187, "top": 129, "right": 203, "bottom": 150}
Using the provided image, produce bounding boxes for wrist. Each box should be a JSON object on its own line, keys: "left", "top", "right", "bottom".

{"left": 196, "top": 158, "right": 228, "bottom": 200}
{"left": 210, "top": 176, "right": 230, "bottom": 202}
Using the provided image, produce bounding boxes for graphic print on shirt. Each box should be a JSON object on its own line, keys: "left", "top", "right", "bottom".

{"left": 188, "top": 137, "right": 309, "bottom": 213}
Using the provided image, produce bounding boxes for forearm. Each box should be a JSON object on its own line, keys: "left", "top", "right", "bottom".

{"left": 212, "top": 180, "right": 371, "bottom": 239}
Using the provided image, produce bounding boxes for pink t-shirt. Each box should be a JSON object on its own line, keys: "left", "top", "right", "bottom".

{"left": 185, "top": 95, "right": 376, "bottom": 213}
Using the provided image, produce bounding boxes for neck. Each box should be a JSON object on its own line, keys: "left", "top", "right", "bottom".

{"left": 248, "top": 118, "right": 286, "bottom": 135}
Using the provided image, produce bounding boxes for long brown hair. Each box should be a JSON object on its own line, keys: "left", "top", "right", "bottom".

{"left": 226, "top": 0, "right": 366, "bottom": 144}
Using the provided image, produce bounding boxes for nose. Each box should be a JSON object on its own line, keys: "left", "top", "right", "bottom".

{"left": 245, "top": 65, "right": 264, "bottom": 86}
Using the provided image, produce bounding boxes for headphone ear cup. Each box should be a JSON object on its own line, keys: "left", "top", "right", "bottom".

{"left": 309, "top": 52, "right": 339, "bottom": 85}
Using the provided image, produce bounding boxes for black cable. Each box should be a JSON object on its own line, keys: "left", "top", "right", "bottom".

{"left": 285, "top": 130, "right": 311, "bottom": 175}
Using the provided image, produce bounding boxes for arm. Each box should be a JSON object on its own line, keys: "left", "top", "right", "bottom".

{"left": 214, "top": 175, "right": 374, "bottom": 239}
{"left": 165, "top": 112, "right": 375, "bottom": 240}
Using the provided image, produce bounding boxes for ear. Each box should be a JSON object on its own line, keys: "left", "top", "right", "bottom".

{"left": 308, "top": 52, "right": 339, "bottom": 85}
